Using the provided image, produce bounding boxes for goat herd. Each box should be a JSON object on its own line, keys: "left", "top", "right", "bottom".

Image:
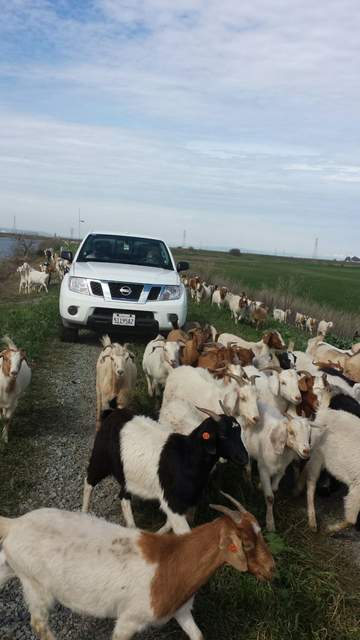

{"left": 16, "top": 248, "right": 70, "bottom": 295}
{"left": 2, "top": 275, "right": 360, "bottom": 640}
{"left": 185, "top": 274, "right": 338, "bottom": 336}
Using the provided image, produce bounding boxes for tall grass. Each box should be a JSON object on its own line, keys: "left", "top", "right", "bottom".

{"left": 188, "top": 264, "right": 359, "bottom": 344}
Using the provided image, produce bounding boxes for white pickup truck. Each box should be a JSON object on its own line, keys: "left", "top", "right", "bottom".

{"left": 59, "top": 231, "right": 189, "bottom": 341}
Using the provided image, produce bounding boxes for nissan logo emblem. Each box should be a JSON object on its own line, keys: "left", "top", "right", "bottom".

{"left": 120, "top": 286, "right": 132, "bottom": 296}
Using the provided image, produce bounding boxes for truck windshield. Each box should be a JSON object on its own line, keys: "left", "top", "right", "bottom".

{"left": 77, "top": 234, "right": 174, "bottom": 270}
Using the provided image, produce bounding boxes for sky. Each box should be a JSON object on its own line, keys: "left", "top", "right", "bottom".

{"left": 0, "top": 0, "right": 359, "bottom": 257}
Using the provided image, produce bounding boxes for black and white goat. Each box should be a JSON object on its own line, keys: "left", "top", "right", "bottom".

{"left": 82, "top": 405, "right": 248, "bottom": 534}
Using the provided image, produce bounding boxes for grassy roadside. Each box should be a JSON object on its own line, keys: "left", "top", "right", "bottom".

{"left": 173, "top": 249, "right": 360, "bottom": 312}
{"left": 1, "top": 287, "right": 360, "bottom": 638}
{"left": 0, "top": 287, "right": 60, "bottom": 360}
{"left": 174, "top": 249, "right": 360, "bottom": 342}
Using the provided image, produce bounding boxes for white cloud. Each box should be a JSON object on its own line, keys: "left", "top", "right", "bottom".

{"left": 0, "top": 1, "right": 360, "bottom": 255}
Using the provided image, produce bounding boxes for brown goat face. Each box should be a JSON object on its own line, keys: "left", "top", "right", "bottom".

{"left": 221, "top": 514, "right": 275, "bottom": 581}
{"left": 235, "top": 515, "right": 275, "bottom": 582}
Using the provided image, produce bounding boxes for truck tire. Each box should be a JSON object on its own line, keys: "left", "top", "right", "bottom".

{"left": 60, "top": 325, "right": 79, "bottom": 342}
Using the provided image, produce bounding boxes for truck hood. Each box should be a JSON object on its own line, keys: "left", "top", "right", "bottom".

{"left": 71, "top": 261, "right": 180, "bottom": 285}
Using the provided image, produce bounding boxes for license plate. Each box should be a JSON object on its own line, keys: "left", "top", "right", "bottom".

{"left": 112, "top": 313, "right": 136, "bottom": 326}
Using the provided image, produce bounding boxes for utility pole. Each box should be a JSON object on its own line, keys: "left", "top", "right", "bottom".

{"left": 313, "top": 237, "right": 319, "bottom": 259}
{"left": 13, "top": 215, "right": 17, "bottom": 232}
{"left": 78, "top": 208, "right": 85, "bottom": 240}
{"left": 70, "top": 227, "right": 74, "bottom": 240}
{"left": 182, "top": 229, "right": 186, "bottom": 248}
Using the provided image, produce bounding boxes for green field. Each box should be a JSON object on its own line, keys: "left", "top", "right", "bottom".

{"left": 174, "top": 249, "right": 360, "bottom": 314}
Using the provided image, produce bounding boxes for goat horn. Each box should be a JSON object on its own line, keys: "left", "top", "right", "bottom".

{"left": 219, "top": 400, "right": 231, "bottom": 416}
{"left": 259, "top": 365, "right": 282, "bottom": 372}
{"left": 220, "top": 490, "right": 247, "bottom": 513}
{"left": 209, "top": 504, "right": 242, "bottom": 523}
{"left": 195, "top": 406, "right": 221, "bottom": 422}
{"left": 227, "top": 373, "right": 246, "bottom": 386}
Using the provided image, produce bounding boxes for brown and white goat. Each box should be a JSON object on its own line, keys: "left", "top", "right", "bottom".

{"left": 250, "top": 305, "right": 268, "bottom": 329}
{"left": 0, "top": 493, "right": 274, "bottom": 640}
{"left": 188, "top": 276, "right": 202, "bottom": 300}
{"left": 0, "top": 336, "right": 31, "bottom": 443}
{"left": 212, "top": 286, "right": 229, "bottom": 308}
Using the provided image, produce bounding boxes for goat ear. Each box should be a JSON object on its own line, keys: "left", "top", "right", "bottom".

{"left": 268, "top": 372, "right": 280, "bottom": 396}
{"left": 297, "top": 376, "right": 308, "bottom": 392}
{"left": 262, "top": 333, "right": 271, "bottom": 345}
{"left": 225, "top": 536, "right": 248, "bottom": 572}
{"left": 270, "top": 423, "right": 287, "bottom": 455}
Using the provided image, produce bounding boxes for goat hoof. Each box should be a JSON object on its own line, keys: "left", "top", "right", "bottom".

{"left": 326, "top": 522, "right": 349, "bottom": 535}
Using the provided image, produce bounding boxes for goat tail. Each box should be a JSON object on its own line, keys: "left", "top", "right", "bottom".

{"left": 1, "top": 335, "right": 17, "bottom": 350}
{"left": 0, "top": 516, "right": 13, "bottom": 542}
{"left": 100, "top": 334, "right": 112, "bottom": 349}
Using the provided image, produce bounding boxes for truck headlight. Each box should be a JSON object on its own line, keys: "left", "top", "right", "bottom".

{"left": 69, "top": 277, "right": 89, "bottom": 295}
{"left": 158, "top": 285, "right": 182, "bottom": 301}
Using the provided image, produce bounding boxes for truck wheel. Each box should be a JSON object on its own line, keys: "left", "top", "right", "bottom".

{"left": 60, "top": 325, "right": 79, "bottom": 342}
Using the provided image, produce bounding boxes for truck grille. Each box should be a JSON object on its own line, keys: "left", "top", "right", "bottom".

{"left": 90, "top": 281, "right": 103, "bottom": 296}
{"left": 108, "top": 282, "right": 143, "bottom": 301}
{"left": 147, "top": 286, "right": 161, "bottom": 301}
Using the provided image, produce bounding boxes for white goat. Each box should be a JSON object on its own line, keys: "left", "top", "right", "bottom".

{"left": 96, "top": 335, "right": 137, "bottom": 431}
{"left": 195, "top": 282, "right": 214, "bottom": 304}
{"left": 16, "top": 263, "right": 30, "bottom": 294}
{"left": 28, "top": 267, "right": 50, "bottom": 293}
{"left": 226, "top": 294, "right": 249, "bottom": 324}
{"left": 242, "top": 401, "right": 312, "bottom": 531}
{"left": 296, "top": 407, "right": 360, "bottom": 533}
{"left": 317, "top": 320, "right": 334, "bottom": 336}
{"left": 0, "top": 336, "right": 31, "bottom": 443}
{"left": 211, "top": 287, "right": 228, "bottom": 308}
{"left": 244, "top": 366, "right": 302, "bottom": 413}
{"left": 142, "top": 335, "right": 180, "bottom": 399}
{"left": 273, "top": 308, "right": 291, "bottom": 323}
{"left": 160, "top": 366, "right": 259, "bottom": 432}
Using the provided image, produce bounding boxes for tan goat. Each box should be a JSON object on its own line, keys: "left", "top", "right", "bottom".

{"left": 95, "top": 335, "right": 137, "bottom": 431}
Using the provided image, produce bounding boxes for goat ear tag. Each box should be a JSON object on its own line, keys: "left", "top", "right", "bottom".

{"left": 202, "top": 432, "right": 211, "bottom": 440}
{"left": 228, "top": 543, "right": 239, "bottom": 553}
